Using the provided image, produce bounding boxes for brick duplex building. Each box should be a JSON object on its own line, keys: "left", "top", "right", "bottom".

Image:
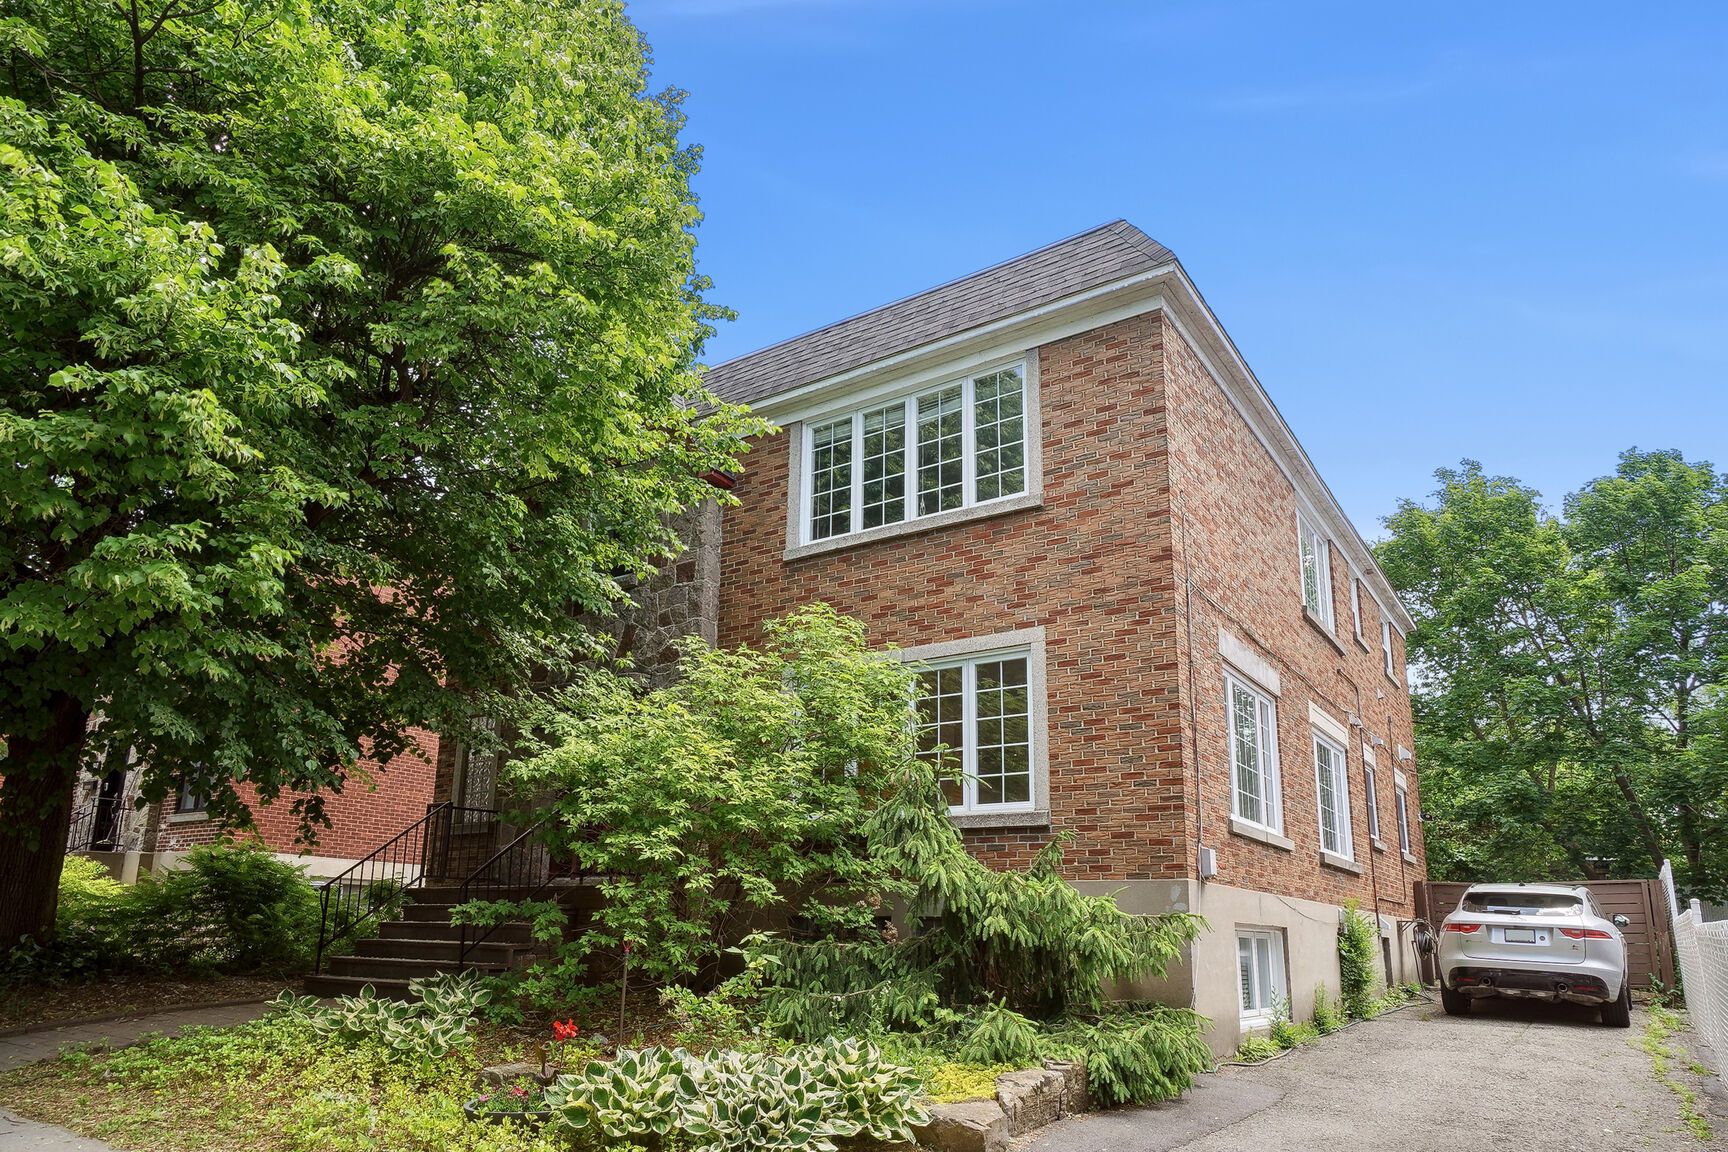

{"left": 703, "top": 220, "right": 1426, "bottom": 1055}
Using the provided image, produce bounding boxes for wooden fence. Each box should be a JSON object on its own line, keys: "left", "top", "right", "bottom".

{"left": 1414, "top": 878, "right": 1677, "bottom": 991}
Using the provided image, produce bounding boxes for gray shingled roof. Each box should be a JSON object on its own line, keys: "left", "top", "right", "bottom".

{"left": 702, "top": 220, "right": 1175, "bottom": 407}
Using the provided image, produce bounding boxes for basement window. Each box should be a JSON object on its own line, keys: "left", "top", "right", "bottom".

{"left": 1237, "top": 928, "right": 1287, "bottom": 1023}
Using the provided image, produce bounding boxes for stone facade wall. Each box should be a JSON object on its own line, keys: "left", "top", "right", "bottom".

{"left": 603, "top": 500, "right": 724, "bottom": 686}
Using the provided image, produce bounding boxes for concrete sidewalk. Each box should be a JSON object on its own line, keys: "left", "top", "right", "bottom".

{"left": 1024, "top": 1000, "right": 1721, "bottom": 1152}
{"left": 0, "top": 1001, "right": 272, "bottom": 1150}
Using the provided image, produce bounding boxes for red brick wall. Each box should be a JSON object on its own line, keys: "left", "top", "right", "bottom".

{"left": 156, "top": 727, "right": 440, "bottom": 861}
{"left": 718, "top": 314, "right": 1191, "bottom": 881}
{"left": 1162, "top": 311, "right": 1425, "bottom": 917}
{"left": 716, "top": 306, "right": 1424, "bottom": 913}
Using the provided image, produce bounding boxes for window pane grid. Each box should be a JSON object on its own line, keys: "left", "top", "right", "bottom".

{"left": 1228, "top": 674, "right": 1279, "bottom": 831}
{"left": 915, "top": 652, "right": 1034, "bottom": 814}
{"left": 915, "top": 666, "right": 966, "bottom": 808}
{"left": 861, "top": 402, "right": 907, "bottom": 529}
{"left": 917, "top": 385, "right": 964, "bottom": 516}
{"left": 1237, "top": 929, "right": 1285, "bottom": 1019}
{"left": 1314, "top": 735, "right": 1350, "bottom": 858}
{"left": 972, "top": 367, "right": 1026, "bottom": 503}
{"left": 809, "top": 418, "right": 853, "bottom": 540}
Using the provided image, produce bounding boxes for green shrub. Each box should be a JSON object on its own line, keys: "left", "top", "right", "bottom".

{"left": 507, "top": 605, "right": 916, "bottom": 989}
{"left": 1045, "top": 1008, "right": 1213, "bottom": 1107}
{"left": 1312, "top": 985, "right": 1346, "bottom": 1034}
{"left": 958, "top": 1002, "right": 1042, "bottom": 1066}
{"left": 269, "top": 972, "right": 491, "bottom": 1064}
{"left": 545, "top": 1039, "right": 929, "bottom": 1152}
{"left": 1337, "top": 900, "right": 1378, "bottom": 1019}
{"left": 1268, "top": 999, "right": 1319, "bottom": 1049}
{"left": 1235, "top": 1035, "right": 1282, "bottom": 1062}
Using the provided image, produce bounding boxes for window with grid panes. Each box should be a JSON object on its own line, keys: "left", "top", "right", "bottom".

{"left": 914, "top": 652, "right": 1033, "bottom": 814}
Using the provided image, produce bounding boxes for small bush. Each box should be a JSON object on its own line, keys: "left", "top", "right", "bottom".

{"left": 1337, "top": 901, "right": 1378, "bottom": 1019}
{"left": 1268, "top": 999, "right": 1319, "bottom": 1049}
{"left": 6, "top": 842, "right": 321, "bottom": 983}
{"left": 269, "top": 972, "right": 491, "bottom": 1064}
{"left": 1235, "top": 1034, "right": 1282, "bottom": 1063}
{"left": 958, "top": 1002, "right": 1042, "bottom": 1066}
{"left": 545, "top": 1039, "right": 929, "bottom": 1152}
{"left": 1312, "top": 985, "right": 1346, "bottom": 1034}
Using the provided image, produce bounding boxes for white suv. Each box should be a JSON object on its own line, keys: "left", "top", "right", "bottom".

{"left": 1437, "top": 883, "right": 1632, "bottom": 1028}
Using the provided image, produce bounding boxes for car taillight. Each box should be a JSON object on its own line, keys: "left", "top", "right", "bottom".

{"left": 1443, "top": 923, "right": 1481, "bottom": 933}
{"left": 1559, "top": 928, "right": 1613, "bottom": 940}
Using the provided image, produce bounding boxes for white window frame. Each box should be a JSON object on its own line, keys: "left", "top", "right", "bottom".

{"left": 1312, "top": 730, "right": 1353, "bottom": 861}
{"left": 1350, "top": 578, "right": 1364, "bottom": 643}
{"left": 902, "top": 629, "right": 1048, "bottom": 827}
{"left": 1395, "top": 779, "right": 1412, "bottom": 853}
{"left": 1362, "top": 743, "right": 1382, "bottom": 844}
{"left": 1382, "top": 620, "right": 1400, "bottom": 683}
{"left": 1237, "top": 928, "right": 1287, "bottom": 1023}
{"left": 1297, "top": 514, "right": 1333, "bottom": 629}
{"left": 1225, "top": 670, "right": 1282, "bottom": 834}
{"left": 797, "top": 359, "right": 1029, "bottom": 546}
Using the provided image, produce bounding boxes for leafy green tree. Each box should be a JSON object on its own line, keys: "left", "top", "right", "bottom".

{"left": 506, "top": 605, "right": 919, "bottom": 988}
{"left": 1376, "top": 451, "right": 1726, "bottom": 896}
{"left": 0, "top": 0, "right": 760, "bottom": 944}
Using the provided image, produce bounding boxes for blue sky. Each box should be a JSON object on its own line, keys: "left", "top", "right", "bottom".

{"left": 628, "top": 0, "right": 1728, "bottom": 537}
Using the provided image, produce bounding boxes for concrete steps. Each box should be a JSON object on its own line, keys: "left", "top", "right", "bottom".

{"left": 306, "top": 886, "right": 569, "bottom": 1000}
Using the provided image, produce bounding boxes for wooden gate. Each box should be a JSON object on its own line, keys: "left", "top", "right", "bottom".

{"left": 1414, "top": 879, "right": 1677, "bottom": 991}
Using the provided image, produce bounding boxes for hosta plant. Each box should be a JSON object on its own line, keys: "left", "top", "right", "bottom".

{"left": 266, "top": 972, "right": 491, "bottom": 1061}
{"left": 544, "top": 1040, "right": 928, "bottom": 1152}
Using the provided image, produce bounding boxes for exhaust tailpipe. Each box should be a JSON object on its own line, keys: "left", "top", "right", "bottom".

{"left": 1555, "top": 982, "right": 1568, "bottom": 995}
{"left": 1479, "top": 976, "right": 1494, "bottom": 988}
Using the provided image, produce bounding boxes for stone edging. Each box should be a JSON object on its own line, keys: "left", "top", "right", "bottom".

{"left": 910, "top": 1060, "right": 1088, "bottom": 1152}
{"left": 0, "top": 996, "right": 276, "bottom": 1039}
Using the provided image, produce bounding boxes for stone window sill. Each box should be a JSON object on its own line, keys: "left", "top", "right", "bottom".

{"left": 784, "top": 492, "right": 1042, "bottom": 562}
{"left": 1321, "top": 850, "right": 1363, "bottom": 875}
{"left": 952, "top": 808, "right": 1050, "bottom": 831}
{"left": 1229, "top": 816, "right": 1294, "bottom": 851}
{"left": 1402, "top": 850, "right": 1419, "bottom": 866}
{"left": 1303, "top": 607, "right": 1346, "bottom": 654}
{"left": 168, "top": 811, "right": 209, "bottom": 824}
{"left": 1371, "top": 838, "right": 1388, "bottom": 853}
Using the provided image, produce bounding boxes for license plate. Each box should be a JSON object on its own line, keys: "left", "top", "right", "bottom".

{"left": 1504, "top": 928, "right": 1537, "bottom": 943}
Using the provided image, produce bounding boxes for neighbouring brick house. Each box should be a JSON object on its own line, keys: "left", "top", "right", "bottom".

{"left": 65, "top": 730, "right": 441, "bottom": 882}
{"left": 701, "top": 220, "right": 1428, "bottom": 1056}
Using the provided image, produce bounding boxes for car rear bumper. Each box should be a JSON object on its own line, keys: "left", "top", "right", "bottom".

{"left": 1446, "top": 966, "right": 1615, "bottom": 1004}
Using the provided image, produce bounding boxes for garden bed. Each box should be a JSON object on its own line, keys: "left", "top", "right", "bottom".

{"left": 0, "top": 974, "right": 293, "bottom": 1034}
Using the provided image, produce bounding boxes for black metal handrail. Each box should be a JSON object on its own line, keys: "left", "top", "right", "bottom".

{"left": 65, "top": 793, "right": 128, "bottom": 853}
{"left": 456, "top": 815, "right": 554, "bottom": 966}
{"left": 313, "top": 801, "right": 499, "bottom": 972}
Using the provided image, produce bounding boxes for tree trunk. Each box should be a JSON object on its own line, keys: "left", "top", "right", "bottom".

{"left": 0, "top": 692, "right": 90, "bottom": 944}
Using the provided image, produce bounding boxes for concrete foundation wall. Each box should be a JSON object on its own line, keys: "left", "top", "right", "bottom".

{"left": 1077, "top": 878, "right": 1421, "bottom": 1058}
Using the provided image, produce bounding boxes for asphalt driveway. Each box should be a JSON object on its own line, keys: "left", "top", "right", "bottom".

{"left": 1027, "top": 999, "right": 1724, "bottom": 1152}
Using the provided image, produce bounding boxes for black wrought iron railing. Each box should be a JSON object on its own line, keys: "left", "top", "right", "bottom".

{"left": 313, "top": 802, "right": 499, "bottom": 972}
{"left": 456, "top": 816, "right": 554, "bottom": 966}
{"left": 65, "top": 793, "right": 129, "bottom": 853}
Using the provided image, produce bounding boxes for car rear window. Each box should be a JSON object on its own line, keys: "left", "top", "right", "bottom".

{"left": 1461, "top": 890, "right": 1583, "bottom": 916}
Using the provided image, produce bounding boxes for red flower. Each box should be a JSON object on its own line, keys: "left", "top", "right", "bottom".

{"left": 552, "top": 1019, "right": 580, "bottom": 1042}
